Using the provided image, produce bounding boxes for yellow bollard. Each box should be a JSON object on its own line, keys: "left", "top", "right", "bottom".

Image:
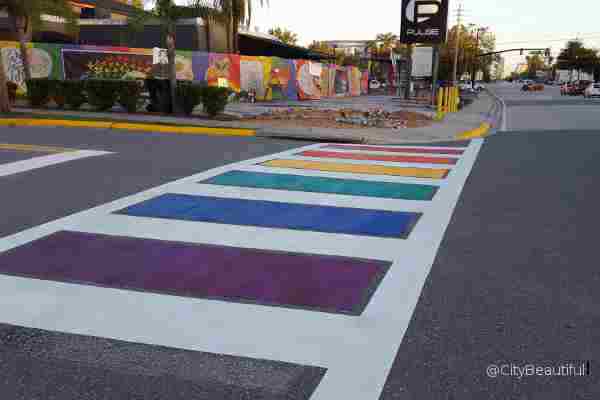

{"left": 444, "top": 87, "right": 450, "bottom": 113}
{"left": 435, "top": 88, "right": 445, "bottom": 120}
{"left": 454, "top": 87, "right": 459, "bottom": 112}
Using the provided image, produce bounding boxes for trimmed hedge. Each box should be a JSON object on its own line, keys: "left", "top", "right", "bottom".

{"left": 85, "top": 80, "right": 121, "bottom": 111}
{"left": 50, "top": 80, "right": 67, "bottom": 108}
{"left": 201, "top": 86, "right": 231, "bottom": 117}
{"left": 63, "top": 80, "right": 87, "bottom": 110}
{"left": 176, "top": 81, "right": 205, "bottom": 115}
{"left": 26, "top": 78, "right": 52, "bottom": 107}
{"left": 6, "top": 82, "right": 17, "bottom": 104}
{"left": 117, "top": 80, "right": 144, "bottom": 113}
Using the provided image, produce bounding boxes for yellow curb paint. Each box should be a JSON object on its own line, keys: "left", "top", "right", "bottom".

{"left": 111, "top": 123, "right": 255, "bottom": 137}
{"left": 457, "top": 123, "right": 491, "bottom": 139}
{"left": 0, "top": 118, "right": 255, "bottom": 137}
{"left": 0, "top": 143, "right": 76, "bottom": 153}
{"left": 0, "top": 118, "right": 112, "bottom": 129}
{"left": 261, "top": 159, "right": 449, "bottom": 179}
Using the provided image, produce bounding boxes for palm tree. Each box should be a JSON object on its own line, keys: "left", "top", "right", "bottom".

{"left": 375, "top": 32, "right": 398, "bottom": 54}
{"left": 132, "top": 0, "right": 217, "bottom": 112}
{"left": 0, "top": 56, "right": 10, "bottom": 112}
{"left": 0, "top": 0, "right": 76, "bottom": 84}
{"left": 213, "top": 0, "right": 268, "bottom": 53}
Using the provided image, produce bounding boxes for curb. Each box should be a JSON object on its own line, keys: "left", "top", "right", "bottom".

{"left": 456, "top": 122, "right": 491, "bottom": 139}
{"left": 0, "top": 118, "right": 256, "bottom": 137}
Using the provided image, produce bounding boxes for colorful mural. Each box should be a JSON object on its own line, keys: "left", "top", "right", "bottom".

{"left": 240, "top": 56, "right": 272, "bottom": 101}
{"left": 295, "top": 60, "right": 321, "bottom": 100}
{"left": 270, "top": 57, "right": 297, "bottom": 101}
{"left": 62, "top": 46, "right": 153, "bottom": 80}
{"left": 349, "top": 67, "right": 362, "bottom": 97}
{"left": 0, "top": 41, "right": 368, "bottom": 100}
{"left": 361, "top": 70, "right": 369, "bottom": 95}
{"left": 333, "top": 66, "right": 348, "bottom": 97}
{"left": 0, "top": 42, "right": 62, "bottom": 93}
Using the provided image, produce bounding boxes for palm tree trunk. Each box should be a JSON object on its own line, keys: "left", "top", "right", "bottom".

{"left": 226, "top": 19, "right": 232, "bottom": 53}
{"left": 166, "top": 32, "right": 177, "bottom": 114}
{"left": 16, "top": 17, "right": 32, "bottom": 84}
{"left": 0, "top": 54, "right": 11, "bottom": 113}
{"left": 205, "top": 21, "right": 211, "bottom": 53}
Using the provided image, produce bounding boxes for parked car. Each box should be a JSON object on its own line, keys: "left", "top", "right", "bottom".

{"left": 572, "top": 80, "right": 592, "bottom": 96}
{"left": 369, "top": 80, "right": 381, "bottom": 89}
{"left": 584, "top": 82, "right": 600, "bottom": 98}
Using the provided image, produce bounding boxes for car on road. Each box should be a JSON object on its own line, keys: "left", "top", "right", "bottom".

{"left": 369, "top": 80, "right": 381, "bottom": 89}
{"left": 584, "top": 82, "right": 600, "bottom": 98}
{"left": 567, "top": 80, "right": 593, "bottom": 96}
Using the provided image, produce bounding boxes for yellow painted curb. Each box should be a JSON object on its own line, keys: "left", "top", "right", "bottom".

{"left": 0, "top": 118, "right": 256, "bottom": 137}
{"left": 262, "top": 159, "right": 449, "bottom": 179}
{"left": 111, "top": 122, "right": 255, "bottom": 137}
{"left": 0, "top": 142, "right": 76, "bottom": 153}
{"left": 456, "top": 122, "right": 491, "bottom": 139}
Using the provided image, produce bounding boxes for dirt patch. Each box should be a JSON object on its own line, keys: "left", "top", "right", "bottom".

{"left": 244, "top": 108, "right": 432, "bottom": 129}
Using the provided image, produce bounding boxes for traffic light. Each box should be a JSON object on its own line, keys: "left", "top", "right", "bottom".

{"left": 545, "top": 48, "right": 551, "bottom": 57}
{"left": 520, "top": 49, "right": 523, "bottom": 55}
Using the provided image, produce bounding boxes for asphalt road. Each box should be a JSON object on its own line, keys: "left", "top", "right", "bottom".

{"left": 380, "top": 86, "right": 599, "bottom": 399}
{"left": 491, "top": 82, "right": 600, "bottom": 131}
{"left": 1, "top": 93, "right": 599, "bottom": 400}
{"left": 0, "top": 126, "right": 308, "bottom": 237}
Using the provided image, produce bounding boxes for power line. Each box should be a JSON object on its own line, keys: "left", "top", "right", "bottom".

{"left": 496, "top": 35, "right": 600, "bottom": 46}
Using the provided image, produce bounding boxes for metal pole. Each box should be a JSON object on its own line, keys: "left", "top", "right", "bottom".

{"left": 405, "top": 44, "right": 413, "bottom": 99}
{"left": 431, "top": 45, "right": 440, "bottom": 106}
{"left": 452, "top": 3, "right": 463, "bottom": 84}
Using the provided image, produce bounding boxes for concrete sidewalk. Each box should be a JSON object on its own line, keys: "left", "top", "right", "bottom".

{"left": 6, "top": 92, "right": 498, "bottom": 144}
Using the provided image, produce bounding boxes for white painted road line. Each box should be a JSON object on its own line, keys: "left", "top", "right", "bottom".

{"left": 171, "top": 183, "right": 432, "bottom": 213}
{"left": 0, "top": 138, "right": 484, "bottom": 400}
{"left": 0, "top": 150, "right": 113, "bottom": 178}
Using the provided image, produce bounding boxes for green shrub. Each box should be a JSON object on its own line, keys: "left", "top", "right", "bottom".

{"left": 63, "top": 80, "right": 86, "bottom": 110}
{"left": 176, "top": 81, "right": 205, "bottom": 115}
{"left": 117, "top": 80, "right": 144, "bottom": 113}
{"left": 85, "top": 80, "right": 120, "bottom": 111}
{"left": 26, "top": 78, "right": 52, "bottom": 107}
{"left": 50, "top": 80, "right": 67, "bottom": 109}
{"left": 145, "top": 78, "right": 172, "bottom": 113}
{"left": 201, "top": 86, "right": 231, "bottom": 117}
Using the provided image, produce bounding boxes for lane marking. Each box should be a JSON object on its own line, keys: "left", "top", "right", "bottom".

{"left": 261, "top": 159, "right": 450, "bottom": 179}
{"left": 0, "top": 143, "right": 76, "bottom": 153}
{"left": 0, "top": 150, "right": 113, "bottom": 178}
{"left": 201, "top": 171, "right": 439, "bottom": 201}
{"left": 297, "top": 150, "right": 458, "bottom": 165}
{"left": 323, "top": 144, "right": 465, "bottom": 155}
{"left": 0, "top": 230, "right": 390, "bottom": 315}
{"left": 116, "top": 193, "right": 422, "bottom": 239}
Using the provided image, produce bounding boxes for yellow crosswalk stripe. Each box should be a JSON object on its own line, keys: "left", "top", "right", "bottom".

{"left": 261, "top": 159, "right": 449, "bottom": 179}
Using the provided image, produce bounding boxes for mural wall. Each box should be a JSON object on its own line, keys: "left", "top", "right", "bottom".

{"left": 0, "top": 41, "right": 63, "bottom": 93}
{"left": 1, "top": 41, "right": 369, "bottom": 101}
{"left": 240, "top": 56, "right": 271, "bottom": 101}
{"left": 295, "top": 60, "right": 321, "bottom": 100}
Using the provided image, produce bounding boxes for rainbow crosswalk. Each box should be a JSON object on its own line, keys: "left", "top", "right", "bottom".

{"left": 0, "top": 139, "right": 483, "bottom": 400}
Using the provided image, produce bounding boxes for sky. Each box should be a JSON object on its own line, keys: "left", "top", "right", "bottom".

{"left": 247, "top": 0, "right": 600, "bottom": 74}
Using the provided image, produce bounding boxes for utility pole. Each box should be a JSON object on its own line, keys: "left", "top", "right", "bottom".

{"left": 452, "top": 3, "right": 463, "bottom": 84}
{"left": 471, "top": 27, "right": 487, "bottom": 89}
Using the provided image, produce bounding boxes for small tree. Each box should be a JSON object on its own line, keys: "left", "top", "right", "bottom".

{"left": 268, "top": 27, "right": 298, "bottom": 46}
{"left": 214, "top": 0, "right": 269, "bottom": 53}
{"left": 132, "top": 0, "right": 217, "bottom": 113}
